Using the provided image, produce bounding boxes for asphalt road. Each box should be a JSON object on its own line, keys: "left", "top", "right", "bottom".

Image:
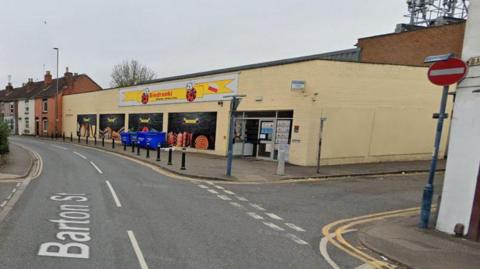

{"left": 0, "top": 137, "right": 444, "bottom": 269}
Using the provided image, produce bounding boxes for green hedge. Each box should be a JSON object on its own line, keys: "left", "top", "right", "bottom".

{"left": 0, "top": 121, "right": 9, "bottom": 154}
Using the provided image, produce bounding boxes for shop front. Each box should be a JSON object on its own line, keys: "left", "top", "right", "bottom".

{"left": 233, "top": 110, "right": 293, "bottom": 161}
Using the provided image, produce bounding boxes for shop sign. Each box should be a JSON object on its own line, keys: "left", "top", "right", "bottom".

{"left": 119, "top": 74, "right": 238, "bottom": 107}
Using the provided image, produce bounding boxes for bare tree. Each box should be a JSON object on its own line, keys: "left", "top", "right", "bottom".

{"left": 110, "top": 59, "right": 156, "bottom": 87}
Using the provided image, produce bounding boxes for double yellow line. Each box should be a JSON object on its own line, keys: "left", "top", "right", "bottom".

{"left": 321, "top": 207, "right": 423, "bottom": 269}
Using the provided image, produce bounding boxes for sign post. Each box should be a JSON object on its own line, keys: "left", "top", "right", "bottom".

{"left": 419, "top": 56, "right": 468, "bottom": 229}
{"left": 224, "top": 95, "right": 246, "bottom": 177}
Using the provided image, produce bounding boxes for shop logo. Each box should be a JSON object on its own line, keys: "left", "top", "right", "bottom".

{"left": 107, "top": 117, "right": 117, "bottom": 123}
{"left": 82, "top": 117, "right": 91, "bottom": 123}
{"left": 186, "top": 82, "right": 197, "bottom": 102}
{"left": 141, "top": 88, "right": 150, "bottom": 104}
{"left": 183, "top": 118, "right": 199, "bottom": 124}
{"left": 139, "top": 117, "right": 151, "bottom": 124}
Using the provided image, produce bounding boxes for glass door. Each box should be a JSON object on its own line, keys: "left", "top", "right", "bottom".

{"left": 257, "top": 120, "right": 275, "bottom": 159}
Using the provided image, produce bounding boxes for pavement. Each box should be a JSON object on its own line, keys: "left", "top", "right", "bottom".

{"left": 36, "top": 136, "right": 445, "bottom": 182}
{"left": 0, "top": 136, "right": 446, "bottom": 269}
{"left": 359, "top": 215, "right": 480, "bottom": 269}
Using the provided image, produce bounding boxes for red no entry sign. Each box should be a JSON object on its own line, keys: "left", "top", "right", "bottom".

{"left": 428, "top": 58, "right": 467, "bottom": 86}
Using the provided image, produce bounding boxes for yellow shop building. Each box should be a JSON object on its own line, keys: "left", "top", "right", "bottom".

{"left": 63, "top": 55, "right": 450, "bottom": 166}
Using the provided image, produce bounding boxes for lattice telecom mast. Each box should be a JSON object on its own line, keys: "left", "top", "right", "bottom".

{"left": 406, "top": 0, "right": 469, "bottom": 26}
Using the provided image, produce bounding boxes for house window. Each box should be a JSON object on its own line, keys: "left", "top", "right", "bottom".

{"left": 25, "top": 100, "right": 29, "bottom": 114}
{"left": 25, "top": 117, "right": 30, "bottom": 128}
{"left": 42, "top": 99, "right": 48, "bottom": 112}
{"left": 42, "top": 119, "right": 48, "bottom": 133}
{"left": 10, "top": 103, "right": 14, "bottom": 113}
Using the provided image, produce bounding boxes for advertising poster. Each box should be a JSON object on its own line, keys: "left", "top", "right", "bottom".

{"left": 128, "top": 113, "right": 163, "bottom": 132}
{"left": 99, "top": 114, "right": 125, "bottom": 139}
{"left": 167, "top": 112, "right": 217, "bottom": 150}
{"left": 119, "top": 74, "right": 238, "bottom": 106}
{"left": 77, "top": 114, "right": 97, "bottom": 137}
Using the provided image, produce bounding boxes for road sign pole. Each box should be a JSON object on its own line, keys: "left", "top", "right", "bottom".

{"left": 419, "top": 85, "right": 449, "bottom": 229}
{"left": 226, "top": 97, "right": 237, "bottom": 177}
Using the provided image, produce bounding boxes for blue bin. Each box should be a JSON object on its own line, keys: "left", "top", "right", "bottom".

{"left": 130, "top": 132, "right": 138, "bottom": 145}
{"left": 120, "top": 132, "right": 131, "bottom": 145}
{"left": 137, "top": 132, "right": 148, "bottom": 148}
{"left": 145, "top": 132, "right": 166, "bottom": 149}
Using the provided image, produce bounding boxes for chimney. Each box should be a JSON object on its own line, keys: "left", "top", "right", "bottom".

{"left": 44, "top": 70, "right": 53, "bottom": 86}
{"left": 64, "top": 67, "right": 73, "bottom": 87}
{"left": 26, "top": 78, "right": 35, "bottom": 91}
{"left": 4, "top": 82, "right": 13, "bottom": 91}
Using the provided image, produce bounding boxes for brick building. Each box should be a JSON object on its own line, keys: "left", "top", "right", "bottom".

{"left": 356, "top": 22, "right": 466, "bottom": 66}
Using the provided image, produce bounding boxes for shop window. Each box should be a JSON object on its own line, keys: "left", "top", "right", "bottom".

{"left": 42, "top": 99, "right": 48, "bottom": 112}
{"left": 277, "top": 110, "right": 294, "bottom": 118}
{"left": 243, "top": 111, "right": 276, "bottom": 118}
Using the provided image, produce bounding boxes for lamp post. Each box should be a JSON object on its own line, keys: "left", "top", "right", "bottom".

{"left": 223, "top": 94, "right": 246, "bottom": 177}
{"left": 53, "top": 47, "right": 59, "bottom": 137}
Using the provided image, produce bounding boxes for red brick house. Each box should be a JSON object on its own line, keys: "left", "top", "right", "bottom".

{"left": 35, "top": 68, "right": 101, "bottom": 136}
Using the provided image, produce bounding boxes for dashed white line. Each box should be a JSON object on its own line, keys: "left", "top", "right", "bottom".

{"left": 250, "top": 203, "right": 266, "bottom": 211}
{"left": 51, "top": 144, "right": 68, "bottom": 150}
{"left": 205, "top": 181, "right": 215, "bottom": 185}
{"left": 224, "top": 190, "right": 235, "bottom": 195}
{"left": 229, "top": 202, "right": 245, "bottom": 209}
{"left": 198, "top": 184, "right": 209, "bottom": 189}
{"left": 235, "top": 196, "right": 248, "bottom": 201}
{"left": 285, "top": 223, "right": 306, "bottom": 232}
{"left": 16, "top": 182, "right": 21, "bottom": 187}
{"left": 6, "top": 193, "right": 12, "bottom": 200}
{"left": 285, "top": 233, "right": 309, "bottom": 245}
{"left": 247, "top": 212, "right": 264, "bottom": 220}
{"left": 105, "top": 180, "right": 122, "bottom": 207}
{"left": 207, "top": 189, "right": 219, "bottom": 194}
{"left": 217, "top": 195, "right": 232, "bottom": 201}
{"left": 11, "top": 188, "right": 17, "bottom": 194}
{"left": 73, "top": 151, "right": 87, "bottom": 159}
{"left": 263, "top": 222, "right": 285, "bottom": 232}
{"left": 0, "top": 201, "right": 7, "bottom": 207}
{"left": 127, "top": 231, "right": 149, "bottom": 269}
{"left": 265, "top": 212, "right": 283, "bottom": 220}
{"left": 90, "top": 161, "right": 103, "bottom": 174}
{"left": 213, "top": 185, "right": 225, "bottom": 190}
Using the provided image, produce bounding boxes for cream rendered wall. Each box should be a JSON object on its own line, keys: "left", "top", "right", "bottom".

{"left": 63, "top": 61, "right": 449, "bottom": 166}
{"left": 237, "top": 60, "right": 451, "bottom": 165}
{"left": 17, "top": 99, "right": 35, "bottom": 135}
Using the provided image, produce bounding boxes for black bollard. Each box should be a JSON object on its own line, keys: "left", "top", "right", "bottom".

{"left": 146, "top": 143, "right": 150, "bottom": 158}
{"left": 86, "top": 136, "right": 89, "bottom": 145}
{"left": 136, "top": 142, "right": 140, "bottom": 155}
{"left": 70, "top": 132, "right": 73, "bottom": 142}
{"left": 94, "top": 136, "right": 97, "bottom": 145}
{"left": 112, "top": 138, "right": 115, "bottom": 149}
{"left": 156, "top": 144, "right": 161, "bottom": 161}
{"left": 131, "top": 141, "right": 135, "bottom": 153}
{"left": 78, "top": 135, "right": 80, "bottom": 143}
{"left": 102, "top": 137, "right": 105, "bottom": 147}
{"left": 180, "top": 148, "right": 186, "bottom": 170}
{"left": 62, "top": 132, "right": 65, "bottom": 142}
{"left": 168, "top": 147, "right": 172, "bottom": 165}
{"left": 123, "top": 142, "right": 127, "bottom": 151}
{"left": 51, "top": 133, "right": 54, "bottom": 140}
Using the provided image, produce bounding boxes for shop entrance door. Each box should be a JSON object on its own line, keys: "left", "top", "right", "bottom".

{"left": 257, "top": 120, "right": 274, "bottom": 159}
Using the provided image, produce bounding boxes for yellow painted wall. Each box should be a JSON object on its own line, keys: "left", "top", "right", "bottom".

{"left": 63, "top": 60, "right": 451, "bottom": 166}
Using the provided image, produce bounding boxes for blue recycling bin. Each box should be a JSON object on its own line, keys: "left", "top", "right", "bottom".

{"left": 120, "top": 132, "right": 131, "bottom": 145}
{"left": 136, "top": 132, "right": 147, "bottom": 147}
{"left": 130, "top": 132, "right": 138, "bottom": 145}
{"left": 145, "top": 132, "right": 166, "bottom": 149}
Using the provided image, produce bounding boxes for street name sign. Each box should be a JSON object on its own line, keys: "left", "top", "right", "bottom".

{"left": 428, "top": 58, "right": 468, "bottom": 86}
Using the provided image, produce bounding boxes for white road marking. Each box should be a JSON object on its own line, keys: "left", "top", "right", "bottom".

{"left": 205, "top": 181, "right": 215, "bottom": 185}
{"left": 214, "top": 185, "right": 225, "bottom": 190}
{"left": 127, "top": 231, "right": 149, "bottom": 269}
{"left": 11, "top": 188, "right": 16, "bottom": 193}
{"left": 285, "top": 233, "right": 309, "bottom": 245}
{"left": 6, "top": 193, "right": 12, "bottom": 200}
{"left": 198, "top": 184, "right": 208, "bottom": 189}
{"left": 265, "top": 212, "right": 283, "bottom": 220}
{"left": 319, "top": 229, "right": 356, "bottom": 269}
{"left": 235, "top": 196, "right": 248, "bottom": 201}
{"left": 16, "top": 182, "right": 21, "bottom": 187}
{"left": 89, "top": 161, "right": 103, "bottom": 174}
{"left": 229, "top": 202, "right": 245, "bottom": 209}
{"left": 224, "top": 190, "right": 235, "bottom": 195}
{"left": 207, "top": 189, "right": 218, "bottom": 194}
{"left": 262, "top": 222, "right": 285, "bottom": 232}
{"left": 105, "top": 180, "right": 122, "bottom": 207}
{"left": 0, "top": 201, "right": 7, "bottom": 207}
{"left": 355, "top": 263, "right": 375, "bottom": 269}
{"left": 285, "top": 223, "right": 306, "bottom": 232}
{"left": 51, "top": 144, "right": 68, "bottom": 150}
{"left": 217, "top": 195, "right": 232, "bottom": 201}
{"left": 73, "top": 151, "right": 87, "bottom": 160}
{"left": 247, "top": 212, "right": 264, "bottom": 220}
{"left": 250, "top": 203, "right": 266, "bottom": 211}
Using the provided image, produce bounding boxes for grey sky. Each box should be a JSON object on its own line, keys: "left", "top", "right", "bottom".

{"left": 0, "top": 0, "right": 407, "bottom": 89}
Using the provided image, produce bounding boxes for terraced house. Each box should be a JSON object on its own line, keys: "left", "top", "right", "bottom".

{"left": 0, "top": 69, "right": 101, "bottom": 135}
